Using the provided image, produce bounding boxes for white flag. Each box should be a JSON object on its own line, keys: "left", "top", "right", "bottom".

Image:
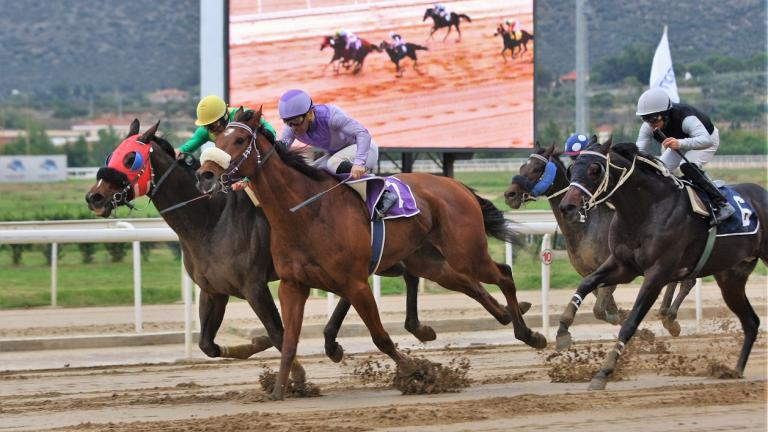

{"left": 649, "top": 26, "right": 680, "bottom": 103}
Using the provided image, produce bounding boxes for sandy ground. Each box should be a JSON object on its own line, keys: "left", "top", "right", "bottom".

{"left": 229, "top": 0, "right": 534, "bottom": 149}
{"left": 1, "top": 281, "right": 766, "bottom": 431}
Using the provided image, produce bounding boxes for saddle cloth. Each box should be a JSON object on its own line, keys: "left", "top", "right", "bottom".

{"left": 687, "top": 184, "right": 760, "bottom": 236}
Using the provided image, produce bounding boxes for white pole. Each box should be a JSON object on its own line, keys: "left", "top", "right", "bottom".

{"left": 195, "top": 284, "right": 201, "bottom": 331}
{"left": 115, "top": 221, "right": 142, "bottom": 333}
{"left": 257, "top": 0, "right": 262, "bottom": 14}
{"left": 183, "top": 264, "right": 194, "bottom": 359}
{"left": 505, "top": 241, "right": 513, "bottom": 271}
{"left": 50, "top": 243, "right": 58, "bottom": 307}
{"left": 541, "top": 234, "right": 552, "bottom": 339}
{"left": 132, "top": 240, "right": 142, "bottom": 333}
{"left": 695, "top": 278, "right": 702, "bottom": 331}
{"left": 327, "top": 292, "right": 336, "bottom": 317}
{"left": 373, "top": 275, "right": 381, "bottom": 308}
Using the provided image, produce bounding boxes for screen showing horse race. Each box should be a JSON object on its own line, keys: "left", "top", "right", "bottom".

{"left": 227, "top": 0, "right": 534, "bottom": 150}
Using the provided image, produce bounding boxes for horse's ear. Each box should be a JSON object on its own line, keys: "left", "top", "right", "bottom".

{"left": 233, "top": 106, "right": 246, "bottom": 121}
{"left": 589, "top": 134, "right": 598, "bottom": 145}
{"left": 533, "top": 141, "right": 542, "bottom": 151}
{"left": 128, "top": 119, "right": 140, "bottom": 137}
{"left": 139, "top": 120, "right": 160, "bottom": 144}
{"left": 250, "top": 106, "right": 263, "bottom": 127}
{"left": 545, "top": 142, "right": 555, "bottom": 156}
{"left": 600, "top": 138, "right": 612, "bottom": 154}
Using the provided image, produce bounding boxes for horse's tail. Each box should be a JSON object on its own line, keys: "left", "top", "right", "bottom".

{"left": 470, "top": 189, "right": 522, "bottom": 245}
{"left": 459, "top": 14, "right": 471, "bottom": 22}
{"left": 524, "top": 30, "right": 534, "bottom": 39}
{"left": 410, "top": 43, "right": 428, "bottom": 51}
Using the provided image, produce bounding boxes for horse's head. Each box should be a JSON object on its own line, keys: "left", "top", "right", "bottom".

{"left": 320, "top": 35, "right": 333, "bottom": 50}
{"left": 196, "top": 107, "right": 265, "bottom": 195}
{"left": 494, "top": 24, "right": 504, "bottom": 36}
{"left": 504, "top": 142, "right": 556, "bottom": 208}
{"left": 423, "top": 8, "right": 433, "bottom": 21}
{"left": 559, "top": 136, "right": 611, "bottom": 222}
{"left": 85, "top": 119, "right": 161, "bottom": 217}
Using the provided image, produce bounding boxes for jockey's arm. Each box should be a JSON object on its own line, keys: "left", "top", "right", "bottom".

{"left": 179, "top": 126, "right": 211, "bottom": 154}
{"left": 635, "top": 122, "right": 655, "bottom": 153}
{"left": 278, "top": 127, "right": 297, "bottom": 150}
{"left": 332, "top": 111, "right": 372, "bottom": 167}
{"left": 679, "top": 116, "right": 715, "bottom": 150}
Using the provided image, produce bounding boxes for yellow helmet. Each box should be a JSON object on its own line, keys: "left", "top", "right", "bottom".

{"left": 195, "top": 95, "right": 228, "bottom": 126}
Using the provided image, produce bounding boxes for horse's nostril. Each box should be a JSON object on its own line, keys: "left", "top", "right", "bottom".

{"left": 88, "top": 192, "right": 105, "bottom": 205}
{"left": 201, "top": 171, "right": 214, "bottom": 181}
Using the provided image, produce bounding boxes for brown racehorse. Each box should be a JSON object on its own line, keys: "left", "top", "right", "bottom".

{"left": 320, "top": 34, "right": 381, "bottom": 74}
{"left": 196, "top": 108, "right": 546, "bottom": 400}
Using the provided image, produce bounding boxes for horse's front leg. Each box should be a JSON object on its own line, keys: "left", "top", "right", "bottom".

{"left": 589, "top": 267, "right": 669, "bottom": 390}
{"left": 323, "top": 297, "right": 351, "bottom": 362}
{"left": 556, "top": 256, "right": 636, "bottom": 351}
{"left": 442, "top": 26, "right": 452, "bottom": 42}
{"left": 455, "top": 25, "right": 462, "bottom": 42}
{"left": 197, "top": 290, "right": 229, "bottom": 358}
{"left": 270, "top": 281, "right": 309, "bottom": 401}
{"left": 501, "top": 48, "right": 508, "bottom": 63}
{"left": 403, "top": 271, "right": 436, "bottom": 341}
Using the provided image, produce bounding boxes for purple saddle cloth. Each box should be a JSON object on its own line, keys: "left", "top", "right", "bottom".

{"left": 334, "top": 174, "right": 420, "bottom": 221}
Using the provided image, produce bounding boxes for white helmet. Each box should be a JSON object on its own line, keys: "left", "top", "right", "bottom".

{"left": 636, "top": 88, "right": 672, "bottom": 116}
{"left": 389, "top": 31, "right": 396, "bottom": 39}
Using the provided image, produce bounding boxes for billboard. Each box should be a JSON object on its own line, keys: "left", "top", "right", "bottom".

{"left": 225, "top": 0, "right": 534, "bottom": 151}
{"left": 0, "top": 155, "right": 67, "bottom": 183}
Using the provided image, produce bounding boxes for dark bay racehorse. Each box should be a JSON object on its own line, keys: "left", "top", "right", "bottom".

{"left": 423, "top": 8, "right": 471, "bottom": 42}
{"left": 504, "top": 140, "right": 695, "bottom": 336}
{"left": 320, "top": 34, "right": 381, "bottom": 74}
{"left": 84, "top": 120, "right": 440, "bottom": 369}
{"left": 379, "top": 40, "right": 428, "bottom": 77}
{"left": 493, "top": 25, "right": 534, "bottom": 62}
{"left": 558, "top": 140, "right": 767, "bottom": 390}
{"left": 196, "top": 108, "right": 545, "bottom": 400}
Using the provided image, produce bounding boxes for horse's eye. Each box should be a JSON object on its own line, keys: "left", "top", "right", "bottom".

{"left": 588, "top": 163, "right": 602, "bottom": 177}
{"left": 235, "top": 137, "right": 245, "bottom": 145}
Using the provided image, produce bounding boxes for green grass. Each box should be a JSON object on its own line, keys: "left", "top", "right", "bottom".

{"left": 1, "top": 167, "right": 766, "bottom": 309}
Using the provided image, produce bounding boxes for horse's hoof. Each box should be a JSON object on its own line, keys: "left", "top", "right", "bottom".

{"left": 664, "top": 320, "right": 681, "bottom": 337}
{"left": 603, "top": 312, "right": 621, "bottom": 326}
{"left": 555, "top": 332, "right": 572, "bottom": 352}
{"left": 267, "top": 391, "right": 283, "bottom": 401}
{"left": 588, "top": 377, "right": 607, "bottom": 391}
{"left": 528, "top": 332, "right": 547, "bottom": 350}
{"left": 327, "top": 344, "right": 344, "bottom": 363}
{"left": 519, "top": 301, "right": 532, "bottom": 315}
{"left": 412, "top": 325, "right": 437, "bottom": 342}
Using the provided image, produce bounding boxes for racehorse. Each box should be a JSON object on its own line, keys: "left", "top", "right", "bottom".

{"left": 196, "top": 108, "right": 545, "bottom": 400}
{"left": 379, "top": 40, "right": 428, "bottom": 77}
{"left": 320, "top": 34, "right": 381, "bottom": 74}
{"left": 557, "top": 140, "right": 767, "bottom": 390}
{"left": 493, "top": 25, "right": 534, "bottom": 62}
{"left": 84, "top": 120, "right": 438, "bottom": 369}
{"left": 423, "top": 8, "right": 471, "bottom": 42}
{"left": 504, "top": 140, "right": 695, "bottom": 335}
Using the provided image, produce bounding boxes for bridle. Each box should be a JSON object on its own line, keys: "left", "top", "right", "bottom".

{"left": 511, "top": 153, "right": 570, "bottom": 204}
{"left": 203, "top": 121, "right": 276, "bottom": 190}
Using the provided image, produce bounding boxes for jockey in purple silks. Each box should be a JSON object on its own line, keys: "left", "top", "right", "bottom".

{"left": 277, "top": 89, "right": 397, "bottom": 219}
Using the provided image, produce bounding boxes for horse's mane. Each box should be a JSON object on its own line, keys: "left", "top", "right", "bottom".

{"left": 236, "top": 110, "right": 329, "bottom": 181}
{"left": 611, "top": 142, "right": 660, "bottom": 166}
{"left": 153, "top": 135, "right": 175, "bottom": 159}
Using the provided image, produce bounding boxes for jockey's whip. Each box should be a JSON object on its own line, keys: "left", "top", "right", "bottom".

{"left": 653, "top": 128, "right": 692, "bottom": 165}
{"left": 290, "top": 176, "right": 353, "bottom": 212}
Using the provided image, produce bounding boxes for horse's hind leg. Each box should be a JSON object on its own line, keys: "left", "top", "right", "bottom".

{"left": 660, "top": 279, "right": 696, "bottom": 336}
{"left": 197, "top": 290, "right": 230, "bottom": 358}
{"left": 455, "top": 25, "right": 462, "bottom": 42}
{"left": 442, "top": 26, "right": 452, "bottom": 42}
{"left": 714, "top": 260, "right": 760, "bottom": 376}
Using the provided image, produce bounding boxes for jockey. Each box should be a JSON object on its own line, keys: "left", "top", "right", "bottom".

{"left": 389, "top": 31, "right": 407, "bottom": 54}
{"left": 563, "top": 133, "right": 590, "bottom": 159}
{"left": 505, "top": 19, "right": 522, "bottom": 39}
{"left": 635, "top": 87, "right": 735, "bottom": 223}
{"left": 277, "top": 89, "right": 397, "bottom": 219}
{"left": 337, "top": 29, "right": 361, "bottom": 53}
{"left": 434, "top": 3, "right": 450, "bottom": 21}
{"left": 178, "top": 95, "right": 276, "bottom": 156}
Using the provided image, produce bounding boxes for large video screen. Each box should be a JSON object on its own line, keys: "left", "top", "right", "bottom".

{"left": 228, "top": 0, "right": 534, "bottom": 150}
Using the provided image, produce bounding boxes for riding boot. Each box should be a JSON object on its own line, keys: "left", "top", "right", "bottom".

{"left": 680, "top": 163, "right": 735, "bottom": 224}
{"left": 374, "top": 190, "right": 398, "bottom": 220}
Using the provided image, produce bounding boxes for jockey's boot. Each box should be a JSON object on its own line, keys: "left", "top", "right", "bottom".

{"left": 680, "top": 163, "right": 735, "bottom": 224}
{"left": 375, "top": 190, "right": 398, "bottom": 220}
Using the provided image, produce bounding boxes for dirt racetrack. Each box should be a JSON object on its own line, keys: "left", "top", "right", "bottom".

{"left": 229, "top": 0, "right": 534, "bottom": 149}
{"left": 2, "top": 313, "right": 766, "bottom": 431}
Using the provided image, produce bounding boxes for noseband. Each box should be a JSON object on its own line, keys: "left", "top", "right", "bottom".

{"left": 511, "top": 153, "right": 570, "bottom": 204}
{"left": 569, "top": 150, "right": 635, "bottom": 214}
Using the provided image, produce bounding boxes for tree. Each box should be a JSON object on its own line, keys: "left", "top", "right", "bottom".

{"left": 66, "top": 136, "right": 90, "bottom": 167}
{"left": 90, "top": 127, "right": 122, "bottom": 166}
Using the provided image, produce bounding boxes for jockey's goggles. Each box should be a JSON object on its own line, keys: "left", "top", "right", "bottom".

{"left": 641, "top": 113, "right": 664, "bottom": 123}
{"left": 283, "top": 114, "right": 307, "bottom": 127}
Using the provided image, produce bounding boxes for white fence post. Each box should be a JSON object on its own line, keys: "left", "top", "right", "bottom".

{"left": 50, "top": 243, "right": 58, "bottom": 307}
{"left": 505, "top": 241, "right": 513, "bottom": 271}
{"left": 115, "top": 221, "right": 142, "bottom": 333}
{"left": 327, "top": 292, "right": 336, "bottom": 317}
{"left": 183, "top": 262, "right": 194, "bottom": 359}
{"left": 540, "top": 234, "right": 552, "bottom": 339}
{"left": 695, "top": 278, "right": 702, "bottom": 331}
{"left": 373, "top": 275, "right": 381, "bottom": 308}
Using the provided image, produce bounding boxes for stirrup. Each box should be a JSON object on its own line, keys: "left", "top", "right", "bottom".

{"left": 374, "top": 191, "right": 397, "bottom": 220}
{"left": 713, "top": 203, "right": 735, "bottom": 224}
